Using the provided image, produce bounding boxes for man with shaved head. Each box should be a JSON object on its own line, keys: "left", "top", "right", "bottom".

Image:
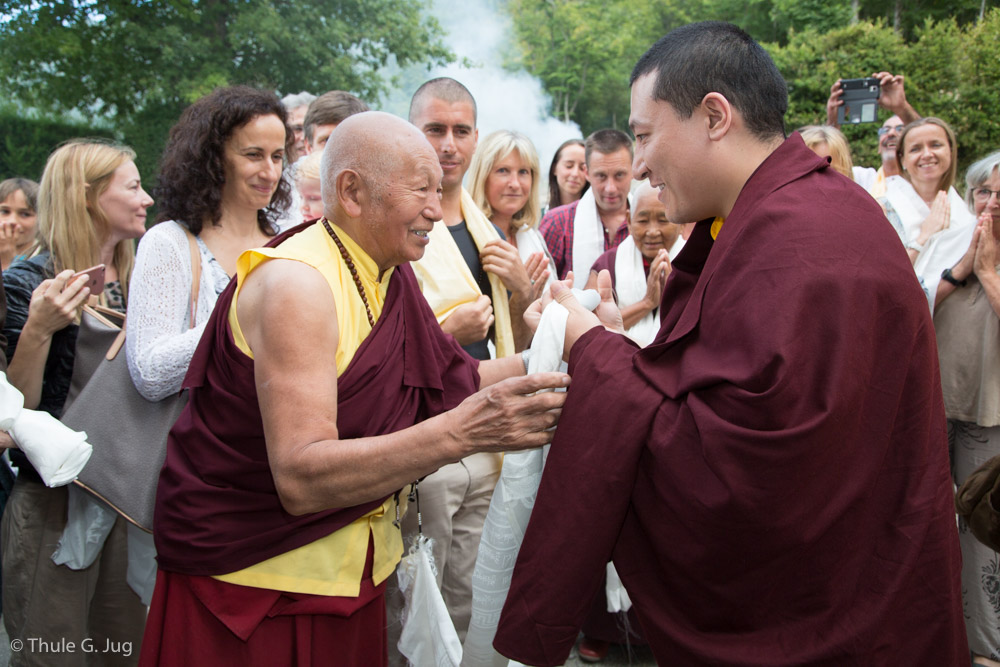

{"left": 402, "top": 78, "right": 542, "bottom": 643}
{"left": 139, "top": 111, "right": 569, "bottom": 666}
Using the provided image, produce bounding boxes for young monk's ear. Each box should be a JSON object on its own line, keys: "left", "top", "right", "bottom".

{"left": 701, "top": 92, "right": 733, "bottom": 142}
{"left": 336, "top": 169, "right": 363, "bottom": 218}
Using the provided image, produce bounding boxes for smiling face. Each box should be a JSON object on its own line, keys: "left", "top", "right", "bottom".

{"left": 878, "top": 115, "right": 905, "bottom": 163}
{"left": 973, "top": 167, "right": 1000, "bottom": 228}
{"left": 365, "top": 143, "right": 444, "bottom": 270}
{"left": 410, "top": 97, "right": 478, "bottom": 193}
{"left": 554, "top": 144, "right": 587, "bottom": 202}
{"left": 901, "top": 124, "right": 952, "bottom": 191}
{"left": 220, "top": 113, "right": 287, "bottom": 216}
{"left": 0, "top": 189, "right": 38, "bottom": 251}
{"left": 485, "top": 150, "right": 532, "bottom": 224}
{"left": 630, "top": 73, "right": 711, "bottom": 223}
{"left": 97, "top": 159, "right": 153, "bottom": 244}
{"left": 630, "top": 184, "right": 679, "bottom": 260}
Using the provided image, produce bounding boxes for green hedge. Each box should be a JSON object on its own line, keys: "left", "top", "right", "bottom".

{"left": 768, "top": 10, "right": 1000, "bottom": 176}
{"left": 0, "top": 109, "right": 117, "bottom": 181}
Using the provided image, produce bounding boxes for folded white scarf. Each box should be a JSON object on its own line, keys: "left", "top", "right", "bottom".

{"left": 515, "top": 225, "right": 557, "bottom": 291}
{"left": 462, "top": 289, "right": 600, "bottom": 667}
{"left": 6, "top": 403, "right": 92, "bottom": 488}
{"left": 614, "top": 236, "right": 660, "bottom": 347}
{"left": 570, "top": 188, "right": 604, "bottom": 289}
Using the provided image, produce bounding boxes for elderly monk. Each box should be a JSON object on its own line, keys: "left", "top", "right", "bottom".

{"left": 494, "top": 22, "right": 967, "bottom": 666}
{"left": 139, "top": 112, "right": 568, "bottom": 667}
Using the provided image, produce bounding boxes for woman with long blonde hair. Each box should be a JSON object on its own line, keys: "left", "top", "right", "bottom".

{"left": 2, "top": 139, "right": 152, "bottom": 656}
{"left": 468, "top": 130, "right": 553, "bottom": 293}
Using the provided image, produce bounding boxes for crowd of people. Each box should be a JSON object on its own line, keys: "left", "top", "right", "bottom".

{"left": 0, "top": 18, "right": 994, "bottom": 667}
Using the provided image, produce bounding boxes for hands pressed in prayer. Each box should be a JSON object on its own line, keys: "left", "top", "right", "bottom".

{"left": 974, "top": 212, "right": 999, "bottom": 279}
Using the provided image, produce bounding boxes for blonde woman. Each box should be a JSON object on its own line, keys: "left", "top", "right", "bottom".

{"left": 2, "top": 139, "right": 152, "bottom": 660}
{"left": 468, "top": 130, "right": 553, "bottom": 293}
{"left": 799, "top": 125, "right": 855, "bottom": 179}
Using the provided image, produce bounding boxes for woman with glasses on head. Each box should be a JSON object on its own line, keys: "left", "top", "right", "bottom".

{"left": 880, "top": 117, "right": 977, "bottom": 312}
{"left": 934, "top": 150, "right": 1000, "bottom": 667}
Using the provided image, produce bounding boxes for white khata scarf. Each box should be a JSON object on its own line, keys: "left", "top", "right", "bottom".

{"left": 569, "top": 188, "right": 604, "bottom": 289}
{"left": 515, "top": 225, "right": 557, "bottom": 292}
{"left": 883, "top": 179, "right": 976, "bottom": 313}
{"left": 614, "top": 236, "right": 659, "bottom": 347}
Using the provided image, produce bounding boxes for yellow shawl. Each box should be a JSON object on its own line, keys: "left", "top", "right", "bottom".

{"left": 411, "top": 189, "right": 515, "bottom": 358}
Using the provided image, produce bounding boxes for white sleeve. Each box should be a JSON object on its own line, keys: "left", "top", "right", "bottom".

{"left": 125, "top": 222, "right": 210, "bottom": 401}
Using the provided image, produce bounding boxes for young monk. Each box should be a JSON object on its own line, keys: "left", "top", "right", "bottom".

{"left": 494, "top": 21, "right": 967, "bottom": 666}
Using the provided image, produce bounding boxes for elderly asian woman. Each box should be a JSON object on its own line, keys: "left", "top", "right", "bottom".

{"left": 934, "top": 150, "right": 1000, "bottom": 667}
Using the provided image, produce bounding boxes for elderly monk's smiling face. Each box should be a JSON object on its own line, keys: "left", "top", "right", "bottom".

{"left": 365, "top": 135, "right": 444, "bottom": 268}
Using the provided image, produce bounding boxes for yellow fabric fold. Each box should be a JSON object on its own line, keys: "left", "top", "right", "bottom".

{"left": 410, "top": 188, "right": 515, "bottom": 358}
{"left": 216, "top": 221, "right": 401, "bottom": 596}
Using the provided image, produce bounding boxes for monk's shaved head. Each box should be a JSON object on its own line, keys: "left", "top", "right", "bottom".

{"left": 320, "top": 111, "right": 433, "bottom": 213}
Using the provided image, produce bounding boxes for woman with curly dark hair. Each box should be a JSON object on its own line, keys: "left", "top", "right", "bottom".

{"left": 126, "top": 86, "right": 289, "bottom": 402}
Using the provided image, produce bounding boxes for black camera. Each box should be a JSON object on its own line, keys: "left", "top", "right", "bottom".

{"left": 837, "top": 77, "right": 880, "bottom": 124}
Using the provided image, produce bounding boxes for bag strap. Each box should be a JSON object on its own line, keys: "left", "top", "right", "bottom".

{"left": 99, "top": 228, "right": 203, "bottom": 362}
{"left": 185, "top": 228, "right": 201, "bottom": 330}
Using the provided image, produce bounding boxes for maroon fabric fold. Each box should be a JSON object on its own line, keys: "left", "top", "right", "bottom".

{"left": 154, "top": 221, "right": 480, "bottom": 575}
{"left": 495, "top": 135, "right": 968, "bottom": 665}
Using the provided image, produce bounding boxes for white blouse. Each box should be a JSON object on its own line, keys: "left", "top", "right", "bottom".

{"left": 125, "top": 220, "right": 231, "bottom": 401}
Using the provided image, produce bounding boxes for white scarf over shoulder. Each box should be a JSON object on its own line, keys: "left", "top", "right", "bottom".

{"left": 614, "top": 236, "right": 659, "bottom": 346}
{"left": 570, "top": 188, "right": 604, "bottom": 288}
{"left": 884, "top": 179, "right": 976, "bottom": 313}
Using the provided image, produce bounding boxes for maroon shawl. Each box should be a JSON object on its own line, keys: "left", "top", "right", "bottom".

{"left": 154, "top": 221, "right": 480, "bottom": 575}
{"left": 494, "top": 135, "right": 967, "bottom": 665}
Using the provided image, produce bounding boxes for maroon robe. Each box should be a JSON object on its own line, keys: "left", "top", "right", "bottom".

{"left": 493, "top": 135, "right": 967, "bottom": 665}
{"left": 144, "top": 221, "right": 480, "bottom": 664}
{"left": 154, "top": 221, "right": 480, "bottom": 575}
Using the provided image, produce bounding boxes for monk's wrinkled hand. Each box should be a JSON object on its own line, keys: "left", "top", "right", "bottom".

{"left": 523, "top": 273, "right": 573, "bottom": 333}
{"left": 449, "top": 372, "right": 570, "bottom": 454}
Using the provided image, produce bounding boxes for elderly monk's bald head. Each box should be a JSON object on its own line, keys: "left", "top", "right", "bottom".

{"left": 320, "top": 111, "right": 444, "bottom": 271}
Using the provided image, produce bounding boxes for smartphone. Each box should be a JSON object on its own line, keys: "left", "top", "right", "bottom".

{"left": 72, "top": 264, "right": 106, "bottom": 293}
{"left": 837, "top": 77, "right": 880, "bottom": 124}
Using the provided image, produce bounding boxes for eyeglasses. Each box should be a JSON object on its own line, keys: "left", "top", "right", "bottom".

{"left": 973, "top": 187, "right": 1000, "bottom": 202}
{"left": 877, "top": 124, "right": 906, "bottom": 136}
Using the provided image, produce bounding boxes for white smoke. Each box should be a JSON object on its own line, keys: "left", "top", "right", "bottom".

{"left": 379, "top": 0, "right": 583, "bottom": 198}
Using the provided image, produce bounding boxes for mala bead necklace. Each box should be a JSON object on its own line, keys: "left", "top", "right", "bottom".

{"left": 321, "top": 218, "right": 375, "bottom": 328}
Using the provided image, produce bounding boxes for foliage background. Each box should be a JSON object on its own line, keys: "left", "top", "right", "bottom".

{"left": 1, "top": 0, "right": 998, "bottom": 185}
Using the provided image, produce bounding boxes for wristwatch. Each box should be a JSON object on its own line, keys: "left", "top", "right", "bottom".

{"left": 941, "top": 267, "right": 967, "bottom": 288}
{"left": 905, "top": 240, "right": 925, "bottom": 253}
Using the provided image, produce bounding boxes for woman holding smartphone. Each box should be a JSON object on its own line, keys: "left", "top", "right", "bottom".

{"left": 1, "top": 139, "right": 152, "bottom": 657}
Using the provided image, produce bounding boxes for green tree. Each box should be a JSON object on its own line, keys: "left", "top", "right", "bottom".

{"left": 0, "top": 0, "right": 450, "bottom": 180}
{"left": 506, "top": 0, "right": 663, "bottom": 133}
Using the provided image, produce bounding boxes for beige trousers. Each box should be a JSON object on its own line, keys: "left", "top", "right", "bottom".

{"left": 1, "top": 478, "right": 145, "bottom": 667}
